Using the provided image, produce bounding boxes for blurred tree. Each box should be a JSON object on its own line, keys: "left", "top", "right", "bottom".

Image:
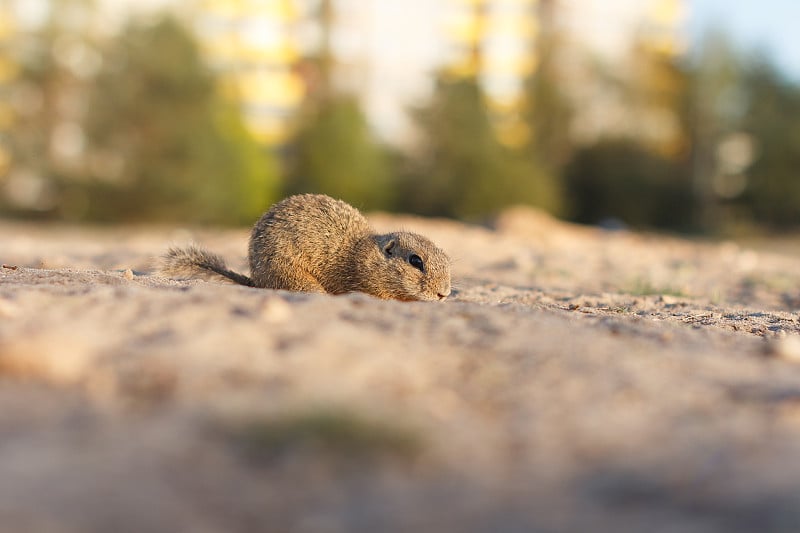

{"left": 565, "top": 138, "right": 694, "bottom": 231}
{"left": 0, "top": 0, "right": 98, "bottom": 217}
{"left": 285, "top": 94, "right": 392, "bottom": 210}
{"left": 523, "top": 0, "right": 573, "bottom": 176}
{"left": 628, "top": 41, "right": 689, "bottom": 159}
{"left": 0, "top": 1, "right": 19, "bottom": 205}
{"left": 80, "top": 14, "right": 279, "bottom": 224}
{"left": 284, "top": 0, "right": 392, "bottom": 210}
{"left": 561, "top": 22, "right": 700, "bottom": 232}
{"left": 739, "top": 60, "right": 800, "bottom": 227}
{"left": 684, "top": 30, "right": 747, "bottom": 231}
{"left": 397, "top": 76, "right": 559, "bottom": 219}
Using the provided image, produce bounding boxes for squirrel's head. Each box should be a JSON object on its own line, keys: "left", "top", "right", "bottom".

{"left": 359, "top": 232, "right": 451, "bottom": 301}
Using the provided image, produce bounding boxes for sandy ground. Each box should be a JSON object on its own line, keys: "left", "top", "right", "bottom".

{"left": 2, "top": 208, "right": 800, "bottom": 532}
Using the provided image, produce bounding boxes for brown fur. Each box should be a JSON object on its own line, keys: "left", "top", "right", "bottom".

{"left": 158, "top": 194, "right": 452, "bottom": 301}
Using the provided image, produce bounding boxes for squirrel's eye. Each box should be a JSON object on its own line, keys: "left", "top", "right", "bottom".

{"left": 408, "top": 254, "right": 424, "bottom": 271}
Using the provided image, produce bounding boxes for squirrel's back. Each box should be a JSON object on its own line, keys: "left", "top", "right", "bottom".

{"left": 248, "top": 194, "right": 371, "bottom": 291}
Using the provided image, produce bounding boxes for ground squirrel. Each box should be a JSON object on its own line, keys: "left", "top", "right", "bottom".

{"left": 159, "top": 194, "right": 452, "bottom": 301}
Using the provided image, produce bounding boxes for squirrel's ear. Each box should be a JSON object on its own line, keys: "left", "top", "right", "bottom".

{"left": 383, "top": 239, "right": 396, "bottom": 256}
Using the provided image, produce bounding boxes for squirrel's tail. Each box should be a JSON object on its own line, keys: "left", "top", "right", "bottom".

{"left": 158, "top": 245, "right": 254, "bottom": 287}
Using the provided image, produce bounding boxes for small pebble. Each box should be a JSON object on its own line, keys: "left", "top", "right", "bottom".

{"left": 122, "top": 269, "right": 135, "bottom": 281}
{"left": 260, "top": 298, "right": 292, "bottom": 324}
{"left": 772, "top": 336, "right": 800, "bottom": 362}
{"left": 0, "top": 299, "right": 20, "bottom": 318}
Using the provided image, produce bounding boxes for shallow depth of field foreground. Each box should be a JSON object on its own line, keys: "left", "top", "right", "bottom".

{"left": 2, "top": 208, "right": 800, "bottom": 532}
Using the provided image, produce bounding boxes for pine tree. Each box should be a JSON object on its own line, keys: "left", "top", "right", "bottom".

{"left": 81, "top": 14, "right": 279, "bottom": 224}
{"left": 284, "top": 0, "right": 391, "bottom": 210}
{"left": 285, "top": 94, "right": 392, "bottom": 210}
{"left": 399, "top": 76, "right": 557, "bottom": 219}
{"left": 739, "top": 60, "right": 800, "bottom": 227}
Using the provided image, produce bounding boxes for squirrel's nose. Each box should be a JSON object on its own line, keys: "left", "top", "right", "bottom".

{"left": 437, "top": 287, "right": 451, "bottom": 300}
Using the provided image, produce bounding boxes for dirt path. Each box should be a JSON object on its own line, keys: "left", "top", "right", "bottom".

{"left": 2, "top": 210, "right": 800, "bottom": 532}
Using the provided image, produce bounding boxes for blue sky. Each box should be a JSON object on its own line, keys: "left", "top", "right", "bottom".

{"left": 690, "top": 0, "right": 800, "bottom": 79}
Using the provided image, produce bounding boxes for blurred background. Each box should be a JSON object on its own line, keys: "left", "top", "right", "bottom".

{"left": 0, "top": 0, "right": 798, "bottom": 234}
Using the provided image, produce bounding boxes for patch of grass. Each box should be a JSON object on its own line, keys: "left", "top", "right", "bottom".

{"left": 624, "top": 279, "right": 687, "bottom": 298}
{"left": 227, "top": 407, "right": 422, "bottom": 463}
{"left": 742, "top": 274, "right": 795, "bottom": 292}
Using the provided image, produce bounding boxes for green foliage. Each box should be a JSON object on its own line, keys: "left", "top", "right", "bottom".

{"left": 524, "top": 66, "right": 573, "bottom": 175}
{"left": 565, "top": 138, "right": 695, "bottom": 231}
{"left": 682, "top": 30, "right": 747, "bottom": 231}
{"left": 523, "top": 9, "right": 574, "bottom": 176}
{"left": 285, "top": 95, "right": 392, "bottom": 210}
{"left": 0, "top": 0, "right": 98, "bottom": 217}
{"left": 80, "top": 15, "right": 278, "bottom": 224}
{"left": 1, "top": 8, "right": 278, "bottom": 224}
{"left": 738, "top": 62, "right": 800, "bottom": 227}
{"left": 7, "top": 8, "right": 800, "bottom": 233}
{"left": 398, "top": 76, "right": 560, "bottom": 219}
{"left": 683, "top": 32, "right": 800, "bottom": 231}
